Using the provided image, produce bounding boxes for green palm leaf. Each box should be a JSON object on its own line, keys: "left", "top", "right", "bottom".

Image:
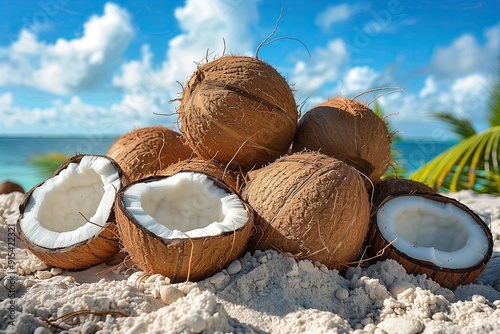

{"left": 28, "top": 152, "right": 69, "bottom": 177}
{"left": 431, "top": 111, "right": 476, "bottom": 139}
{"left": 488, "top": 68, "right": 500, "bottom": 126}
{"left": 410, "top": 126, "right": 500, "bottom": 194}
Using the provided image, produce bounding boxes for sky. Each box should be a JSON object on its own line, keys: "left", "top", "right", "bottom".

{"left": 0, "top": 0, "right": 499, "bottom": 139}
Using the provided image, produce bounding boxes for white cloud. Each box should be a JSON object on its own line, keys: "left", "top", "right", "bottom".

{"left": 2, "top": 0, "right": 260, "bottom": 136}
{"left": 112, "top": 0, "right": 260, "bottom": 124}
{"left": 161, "top": 0, "right": 258, "bottom": 88}
{"left": 291, "top": 39, "right": 348, "bottom": 104}
{"left": 0, "top": 91, "right": 171, "bottom": 136}
{"left": 419, "top": 76, "right": 437, "bottom": 98}
{"left": 0, "top": 2, "right": 133, "bottom": 95}
{"left": 375, "top": 72, "right": 490, "bottom": 138}
{"left": 315, "top": 3, "right": 360, "bottom": 30}
{"left": 340, "top": 66, "right": 379, "bottom": 97}
{"left": 428, "top": 23, "right": 500, "bottom": 79}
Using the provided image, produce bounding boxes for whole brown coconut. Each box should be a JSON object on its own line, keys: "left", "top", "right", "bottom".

{"left": 367, "top": 193, "right": 493, "bottom": 289}
{"left": 179, "top": 55, "right": 298, "bottom": 171}
{"left": 107, "top": 126, "right": 193, "bottom": 184}
{"left": 292, "top": 97, "right": 392, "bottom": 185}
{"left": 157, "top": 157, "right": 240, "bottom": 193}
{"left": 0, "top": 181, "right": 24, "bottom": 194}
{"left": 242, "top": 152, "right": 370, "bottom": 270}
{"left": 16, "top": 155, "right": 125, "bottom": 270}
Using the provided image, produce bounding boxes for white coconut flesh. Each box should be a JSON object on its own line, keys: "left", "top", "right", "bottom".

{"left": 122, "top": 172, "right": 248, "bottom": 239}
{"left": 377, "top": 196, "right": 490, "bottom": 269}
{"left": 20, "top": 156, "right": 121, "bottom": 249}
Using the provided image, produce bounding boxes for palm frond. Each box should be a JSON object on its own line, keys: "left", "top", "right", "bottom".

{"left": 410, "top": 126, "right": 500, "bottom": 194}
{"left": 487, "top": 62, "right": 500, "bottom": 126}
{"left": 28, "top": 152, "right": 69, "bottom": 177}
{"left": 431, "top": 111, "right": 476, "bottom": 139}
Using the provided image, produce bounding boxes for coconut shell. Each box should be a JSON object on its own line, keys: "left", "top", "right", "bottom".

{"left": 0, "top": 181, "right": 24, "bottom": 194}
{"left": 242, "top": 152, "right": 370, "bottom": 270}
{"left": 16, "top": 155, "right": 125, "bottom": 270}
{"left": 367, "top": 193, "right": 494, "bottom": 289}
{"left": 115, "top": 173, "right": 254, "bottom": 282}
{"left": 179, "top": 55, "right": 298, "bottom": 171}
{"left": 107, "top": 126, "right": 193, "bottom": 184}
{"left": 292, "top": 97, "right": 392, "bottom": 184}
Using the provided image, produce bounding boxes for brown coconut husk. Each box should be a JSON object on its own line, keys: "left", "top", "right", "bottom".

{"left": 367, "top": 193, "right": 494, "bottom": 289}
{"left": 107, "top": 126, "right": 193, "bottom": 184}
{"left": 292, "top": 97, "right": 392, "bottom": 185}
{"left": 115, "top": 173, "right": 254, "bottom": 282}
{"left": 179, "top": 55, "right": 298, "bottom": 171}
{"left": 16, "top": 155, "right": 125, "bottom": 270}
{"left": 0, "top": 181, "right": 24, "bottom": 194}
{"left": 242, "top": 152, "right": 371, "bottom": 270}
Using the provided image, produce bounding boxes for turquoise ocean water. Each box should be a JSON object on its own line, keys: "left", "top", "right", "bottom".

{"left": 0, "top": 136, "right": 118, "bottom": 191}
{"left": 0, "top": 137, "right": 457, "bottom": 192}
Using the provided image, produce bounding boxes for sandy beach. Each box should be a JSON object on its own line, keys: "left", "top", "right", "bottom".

{"left": 1, "top": 189, "right": 499, "bottom": 334}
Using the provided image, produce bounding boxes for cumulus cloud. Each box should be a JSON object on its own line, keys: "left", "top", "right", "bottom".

{"left": 427, "top": 22, "right": 500, "bottom": 79}
{"left": 111, "top": 0, "right": 260, "bottom": 131}
{"left": 2, "top": 0, "right": 260, "bottom": 135}
{"left": 162, "top": 0, "right": 258, "bottom": 88}
{"left": 314, "top": 3, "right": 361, "bottom": 30}
{"left": 339, "top": 66, "right": 379, "bottom": 97}
{"left": 0, "top": 3, "right": 133, "bottom": 95}
{"left": 0, "top": 91, "right": 169, "bottom": 136}
{"left": 290, "top": 39, "right": 349, "bottom": 105}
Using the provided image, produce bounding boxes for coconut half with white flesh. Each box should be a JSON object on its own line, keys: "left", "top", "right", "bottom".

{"left": 16, "top": 155, "right": 125, "bottom": 270}
{"left": 368, "top": 193, "right": 493, "bottom": 289}
{"left": 115, "top": 172, "right": 254, "bottom": 282}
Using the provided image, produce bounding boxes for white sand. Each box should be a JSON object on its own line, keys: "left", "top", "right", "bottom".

{"left": 1, "top": 190, "right": 499, "bottom": 334}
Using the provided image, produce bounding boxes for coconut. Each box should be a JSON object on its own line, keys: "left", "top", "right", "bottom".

{"left": 367, "top": 193, "right": 493, "bottom": 289}
{"left": 16, "top": 155, "right": 125, "bottom": 270}
{"left": 107, "top": 126, "right": 193, "bottom": 184}
{"left": 242, "top": 152, "right": 370, "bottom": 270}
{"left": 115, "top": 172, "right": 254, "bottom": 282}
{"left": 0, "top": 181, "right": 24, "bottom": 194}
{"left": 157, "top": 157, "right": 240, "bottom": 193}
{"left": 179, "top": 55, "right": 298, "bottom": 171}
{"left": 292, "top": 97, "right": 392, "bottom": 185}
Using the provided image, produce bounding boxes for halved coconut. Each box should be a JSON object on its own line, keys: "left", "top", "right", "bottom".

{"left": 368, "top": 193, "right": 493, "bottom": 288}
{"left": 16, "top": 155, "right": 125, "bottom": 270}
{"left": 107, "top": 126, "right": 193, "bottom": 184}
{"left": 242, "top": 152, "right": 371, "bottom": 270}
{"left": 115, "top": 172, "right": 254, "bottom": 282}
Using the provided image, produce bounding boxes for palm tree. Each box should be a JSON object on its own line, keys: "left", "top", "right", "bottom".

{"left": 410, "top": 58, "right": 500, "bottom": 194}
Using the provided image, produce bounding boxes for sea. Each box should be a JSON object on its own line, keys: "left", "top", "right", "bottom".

{"left": 0, "top": 136, "right": 458, "bottom": 192}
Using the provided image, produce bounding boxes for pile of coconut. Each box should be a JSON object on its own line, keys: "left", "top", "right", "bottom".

{"left": 16, "top": 55, "right": 493, "bottom": 289}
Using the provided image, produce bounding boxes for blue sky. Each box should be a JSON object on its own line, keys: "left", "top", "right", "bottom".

{"left": 0, "top": 0, "right": 499, "bottom": 139}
